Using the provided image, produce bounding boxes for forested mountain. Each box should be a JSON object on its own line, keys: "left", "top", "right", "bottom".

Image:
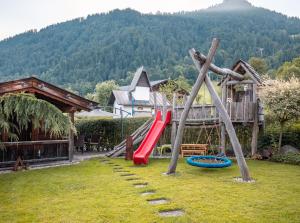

{"left": 0, "top": 0, "right": 300, "bottom": 95}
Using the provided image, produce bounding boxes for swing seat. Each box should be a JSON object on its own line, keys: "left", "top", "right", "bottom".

{"left": 186, "top": 155, "right": 232, "bottom": 168}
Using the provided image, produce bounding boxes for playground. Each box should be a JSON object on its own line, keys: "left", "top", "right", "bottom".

{"left": 0, "top": 158, "right": 299, "bottom": 223}
{"left": 1, "top": 38, "right": 299, "bottom": 223}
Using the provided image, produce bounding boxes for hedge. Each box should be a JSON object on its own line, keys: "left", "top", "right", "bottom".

{"left": 75, "top": 117, "right": 150, "bottom": 149}
{"left": 75, "top": 115, "right": 300, "bottom": 155}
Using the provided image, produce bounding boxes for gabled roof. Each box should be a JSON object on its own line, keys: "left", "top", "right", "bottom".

{"left": 0, "top": 76, "right": 98, "bottom": 112}
{"left": 232, "top": 60, "right": 262, "bottom": 84}
{"left": 119, "top": 79, "right": 167, "bottom": 91}
{"left": 219, "top": 59, "right": 262, "bottom": 85}
{"left": 129, "top": 66, "right": 151, "bottom": 92}
{"left": 108, "top": 90, "right": 170, "bottom": 107}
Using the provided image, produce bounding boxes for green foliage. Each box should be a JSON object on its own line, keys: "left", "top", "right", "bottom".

{"left": 0, "top": 8, "right": 300, "bottom": 94}
{"left": 260, "top": 78, "right": 300, "bottom": 124}
{"left": 158, "top": 75, "right": 191, "bottom": 101}
{"left": 248, "top": 57, "right": 268, "bottom": 74}
{"left": 270, "top": 153, "right": 300, "bottom": 165}
{"left": 0, "top": 93, "right": 73, "bottom": 140}
{"left": 88, "top": 80, "right": 119, "bottom": 106}
{"left": 276, "top": 57, "right": 300, "bottom": 80}
{"left": 75, "top": 117, "right": 149, "bottom": 149}
{"left": 259, "top": 78, "right": 300, "bottom": 148}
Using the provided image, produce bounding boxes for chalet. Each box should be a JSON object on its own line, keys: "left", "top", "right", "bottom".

{"left": 108, "top": 67, "right": 174, "bottom": 117}
{"left": 0, "top": 77, "right": 98, "bottom": 169}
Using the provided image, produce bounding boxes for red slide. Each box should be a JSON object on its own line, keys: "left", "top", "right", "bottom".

{"left": 133, "top": 110, "right": 172, "bottom": 165}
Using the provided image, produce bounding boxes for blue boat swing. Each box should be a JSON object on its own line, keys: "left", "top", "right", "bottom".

{"left": 186, "top": 154, "right": 232, "bottom": 168}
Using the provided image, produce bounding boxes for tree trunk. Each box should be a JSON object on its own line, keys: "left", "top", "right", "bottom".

{"left": 278, "top": 122, "right": 284, "bottom": 151}
{"left": 167, "top": 38, "right": 219, "bottom": 174}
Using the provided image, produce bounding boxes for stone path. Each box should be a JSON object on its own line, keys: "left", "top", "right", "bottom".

{"left": 99, "top": 158, "right": 184, "bottom": 218}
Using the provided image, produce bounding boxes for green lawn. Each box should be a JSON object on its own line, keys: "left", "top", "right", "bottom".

{"left": 0, "top": 159, "right": 299, "bottom": 223}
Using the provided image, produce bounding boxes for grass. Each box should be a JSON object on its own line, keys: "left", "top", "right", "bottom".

{"left": 0, "top": 158, "right": 299, "bottom": 223}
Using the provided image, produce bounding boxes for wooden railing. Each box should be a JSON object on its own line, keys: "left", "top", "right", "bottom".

{"left": 0, "top": 140, "right": 69, "bottom": 166}
{"left": 173, "top": 102, "right": 256, "bottom": 123}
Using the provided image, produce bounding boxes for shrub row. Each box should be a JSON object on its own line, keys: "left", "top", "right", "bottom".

{"left": 270, "top": 153, "right": 300, "bottom": 165}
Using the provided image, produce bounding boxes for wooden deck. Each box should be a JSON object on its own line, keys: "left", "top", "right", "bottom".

{"left": 173, "top": 102, "right": 256, "bottom": 124}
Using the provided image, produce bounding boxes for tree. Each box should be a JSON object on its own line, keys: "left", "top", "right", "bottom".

{"left": 92, "top": 80, "right": 119, "bottom": 106}
{"left": 259, "top": 77, "right": 300, "bottom": 149}
{"left": 158, "top": 76, "right": 191, "bottom": 102}
{"left": 249, "top": 57, "right": 268, "bottom": 74}
{"left": 0, "top": 93, "right": 74, "bottom": 143}
{"left": 276, "top": 57, "right": 300, "bottom": 80}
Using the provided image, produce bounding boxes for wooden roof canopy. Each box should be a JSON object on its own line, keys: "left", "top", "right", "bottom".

{"left": 0, "top": 77, "right": 98, "bottom": 113}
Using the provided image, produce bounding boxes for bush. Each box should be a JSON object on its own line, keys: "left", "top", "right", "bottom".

{"left": 270, "top": 153, "right": 300, "bottom": 165}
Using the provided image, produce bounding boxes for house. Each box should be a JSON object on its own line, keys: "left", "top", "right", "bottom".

{"left": 0, "top": 77, "right": 98, "bottom": 168}
{"left": 108, "top": 67, "right": 172, "bottom": 117}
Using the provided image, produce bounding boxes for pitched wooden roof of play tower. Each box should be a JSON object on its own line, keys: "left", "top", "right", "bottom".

{"left": 0, "top": 77, "right": 98, "bottom": 112}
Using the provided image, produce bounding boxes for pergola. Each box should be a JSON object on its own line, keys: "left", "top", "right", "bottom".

{"left": 0, "top": 77, "right": 98, "bottom": 168}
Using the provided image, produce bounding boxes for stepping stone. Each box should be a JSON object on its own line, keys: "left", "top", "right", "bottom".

{"left": 114, "top": 170, "right": 129, "bottom": 173}
{"left": 125, "top": 177, "right": 140, "bottom": 181}
{"left": 159, "top": 209, "right": 184, "bottom": 217}
{"left": 141, "top": 191, "right": 156, "bottom": 196}
{"left": 120, "top": 173, "right": 135, "bottom": 177}
{"left": 147, "top": 198, "right": 168, "bottom": 205}
{"left": 133, "top": 183, "right": 148, "bottom": 188}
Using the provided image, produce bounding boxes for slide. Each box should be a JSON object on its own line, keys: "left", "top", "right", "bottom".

{"left": 133, "top": 110, "right": 172, "bottom": 165}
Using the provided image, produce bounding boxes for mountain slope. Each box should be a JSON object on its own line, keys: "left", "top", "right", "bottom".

{"left": 0, "top": 2, "right": 300, "bottom": 95}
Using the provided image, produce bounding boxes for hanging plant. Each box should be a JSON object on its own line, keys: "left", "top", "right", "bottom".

{"left": 0, "top": 93, "right": 75, "bottom": 143}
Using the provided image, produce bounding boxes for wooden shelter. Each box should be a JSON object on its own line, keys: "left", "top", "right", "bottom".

{"left": 0, "top": 77, "right": 97, "bottom": 168}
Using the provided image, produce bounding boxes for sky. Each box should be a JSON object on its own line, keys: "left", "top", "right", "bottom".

{"left": 1, "top": 0, "right": 299, "bottom": 40}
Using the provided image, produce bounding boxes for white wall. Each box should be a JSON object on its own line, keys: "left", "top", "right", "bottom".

{"left": 132, "top": 86, "right": 150, "bottom": 101}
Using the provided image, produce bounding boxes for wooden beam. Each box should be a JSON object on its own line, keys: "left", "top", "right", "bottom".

{"left": 251, "top": 84, "right": 259, "bottom": 156}
{"left": 192, "top": 55, "right": 251, "bottom": 182}
{"left": 171, "top": 93, "right": 177, "bottom": 149}
{"left": 3, "top": 140, "right": 69, "bottom": 146}
{"left": 153, "top": 91, "right": 157, "bottom": 116}
{"left": 226, "top": 80, "right": 254, "bottom": 85}
{"left": 194, "top": 52, "right": 244, "bottom": 80}
{"left": 167, "top": 38, "right": 219, "bottom": 174}
{"left": 68, "top": 112, "right": 75, "bottom": 162}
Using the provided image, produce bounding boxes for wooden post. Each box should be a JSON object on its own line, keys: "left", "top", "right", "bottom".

{"left": 68, "top": 111, "right": 75, "bottom": 162}
{"left": 167, "top": 39, "right": 219, "bottom": 174}
{"left": 162, "top": 94, "right": 167, "bottom": 121}
{"left": 251, "top": 84, "right": 259, "bottom": 156}
{"left": 125, "top": 136, "right": 133, "bottom": 160}
{"left": 220, "top": 82, "right": 226, "bottom": 153}
{"left": 192, "top": 53, "right": 251, "bottom": 181}
{"left": 205, "top": 74, "right": 251, "bottom": 181}
{"left": 171, "top": 93, "right": 177, "bottom": 149}
{"left": 153, "top": 91, "right": 157, "bottom": 116}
